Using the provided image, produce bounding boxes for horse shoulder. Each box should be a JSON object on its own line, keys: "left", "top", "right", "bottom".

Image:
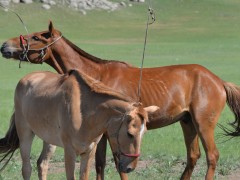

{"left": 60, "top": 75, "right": 82, "bottom": 132}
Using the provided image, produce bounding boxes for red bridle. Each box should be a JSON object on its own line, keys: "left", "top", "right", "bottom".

{"left": 121, "top": 152, "right": 140, "bottom": 158}
{"left": 20, "top": 35, "right": 27, "bottom": 45}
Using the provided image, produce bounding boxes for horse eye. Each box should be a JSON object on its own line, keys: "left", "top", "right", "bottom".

{"left": 127, "top": 132, "right": 134, "bottom": 139}
{"left": 32, "top": 36, "right": 39, "bottom": 41}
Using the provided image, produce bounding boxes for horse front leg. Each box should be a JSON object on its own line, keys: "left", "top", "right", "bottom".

{"left": 64, "top": 145, "right": 76, "bottom": 180}
{"left": 180, "top": 120, "right": 201, "bottom": 180}
{"left": 37, "top": 142, "right": 56, "bottom": 180}
{"left": 95, "top": 134, "right": 107, "bottom": 180}
{"left": 119, "top": 172, "right": 129, "bottom": 180}
{"left": 80, "top": 143, "right": 97, "bottom": 180}
{"left": 112, "top": 154, "right": 128, "bottom": 180}
{"left": 95, "top": 134, "right": 128, "bottom": 180}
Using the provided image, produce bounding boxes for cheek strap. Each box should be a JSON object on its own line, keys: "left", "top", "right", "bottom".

{"left": 121, "top": 152, "right": 140, "bottom": 158}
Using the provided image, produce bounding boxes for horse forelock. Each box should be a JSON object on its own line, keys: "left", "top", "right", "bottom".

{"left": 127, "top": 103, "right": 147, "bottom": 124}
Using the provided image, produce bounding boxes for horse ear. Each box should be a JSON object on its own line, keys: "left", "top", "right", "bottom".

{"left": 48, "top": 20, "right": 55, "bottom": 36}
{"left": 144, "top": 106, "right": 159, "bottom": 116}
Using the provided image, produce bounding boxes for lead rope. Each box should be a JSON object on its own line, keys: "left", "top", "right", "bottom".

{"left": 0, "top": 4, "right": 30, "bottom": 68}
{"left": 137, "top": 0, "right": 155, "bottom": 102}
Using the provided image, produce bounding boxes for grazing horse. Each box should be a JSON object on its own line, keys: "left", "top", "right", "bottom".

{"left": 2, "top": 21, "right": 240, "bottom": 180}
{"left": 0, "top": 69, "right": 158, "bottom": 179}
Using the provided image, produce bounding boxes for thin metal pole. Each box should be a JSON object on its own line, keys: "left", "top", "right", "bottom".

{"left": 137, "top": 0, "right": 155, "bottom": 102}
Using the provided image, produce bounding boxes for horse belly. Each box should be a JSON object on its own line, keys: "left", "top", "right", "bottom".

{"left": 29, "top": 116, "right": 63, "bottom": 147}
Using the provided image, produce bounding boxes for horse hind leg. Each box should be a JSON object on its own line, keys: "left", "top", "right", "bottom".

{"left": 15, "top": 112, "right": 35, "bottom": 180}
{"left": 95, "top": 134, "right": 107, "bottom": 180}
{"left": 191, "top": 107, "right": 223, "bottom": 180}
{"left": 37, "top": 142, "right": 56, "bottom": 180}
{"left": 180, "top": 118, "right": 201, "bottom": 180}
{"left": 198, "top": 120, "right": 219, "bottom": 180}
{"left": 18, "top": 129, "right": 35, "bottom": 180}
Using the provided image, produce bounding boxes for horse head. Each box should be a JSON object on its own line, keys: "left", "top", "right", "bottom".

{"left": 107, "top": 103, "right": 159, "bottom": 173}
{"left": 0, "top": 21, "right": 62, "bottom": 64}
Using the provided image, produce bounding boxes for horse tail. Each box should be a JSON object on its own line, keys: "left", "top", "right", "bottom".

{"left": 220, "top": 82, "right": 240, "bottom": 136}
{"left": 0, "top": 112, "right": 19, "bottom": 171}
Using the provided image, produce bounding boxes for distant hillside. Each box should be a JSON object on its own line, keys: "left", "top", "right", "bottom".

{"left": 0, "top": 0, "right": 145, "bottom": 14}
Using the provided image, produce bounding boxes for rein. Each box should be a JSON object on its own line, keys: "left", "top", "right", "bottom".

{"left": 19, "top": 34, "right": 63, "bottom": 65}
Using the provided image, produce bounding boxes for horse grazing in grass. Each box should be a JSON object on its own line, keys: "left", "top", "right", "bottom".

{"left": 0, "top": 69, "right": 158, "bottom": 179}
{"left": 2, "top": 21, "right": 240, "bottom": 180}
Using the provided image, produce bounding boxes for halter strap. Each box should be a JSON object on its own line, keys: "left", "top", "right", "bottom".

{"left": 20, "top": 35, "right": 27, "bottom": 45}
{"left": 110, "top": 113, "right": 141, "bottom": 159}
{"left": 19, "top": 34, "right": 63, "bottom": 65}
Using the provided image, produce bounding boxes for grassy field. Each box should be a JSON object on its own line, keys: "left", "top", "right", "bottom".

{"left": 1, "top": 0, "right": 240, "bottom": 179}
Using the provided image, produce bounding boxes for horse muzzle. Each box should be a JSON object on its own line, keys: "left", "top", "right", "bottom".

{"left": 1, "top": 42, "right": 12, "bottom": 58}
{"left": 118, "top": 162, "right": 135, "bottom": 173}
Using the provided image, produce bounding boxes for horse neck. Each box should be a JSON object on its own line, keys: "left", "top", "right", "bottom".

{"left": 47, "top": 38, "right": 102, "bottom": 76}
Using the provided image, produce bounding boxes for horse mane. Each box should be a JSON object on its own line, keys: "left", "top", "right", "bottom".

{"left": 68, "top": 69, "right": 133, "bottom": 102}
{"left": 62, "top": 36, "right": 132, "bottom": 66}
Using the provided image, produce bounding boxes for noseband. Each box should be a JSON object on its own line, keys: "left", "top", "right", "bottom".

{"left": 19, "top": 34, "right": 63, "bottom": 67}
{"left": 111, "top": 114, "right": 141, "bottom": 159}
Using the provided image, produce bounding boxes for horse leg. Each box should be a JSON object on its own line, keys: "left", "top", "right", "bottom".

{"left": 191, "top": 107, "right": 223, "bottom": 180}
{"left": 80, "top": 143, "right": 97, "bottom": 180}
{"left": 18, "top": 129, "right": 34, "bottom": 180}
{"left": 195, "top": 120, "right": 219, "bottom": 179}
{"left": 14, "top": 111, "right": 34, "bottom": 180}
{"left": 180, "top": 120, "right": 201, "bottom": 180}
{"left": 37, "top": 142, "right": 56, "bottom": 180}
{"left": 119, "top": 172, "right": 128, "bottom": 180}
{"left": 95, "top": 134, "right": 107, "bottom": 180}
{"left": 111, "top": 153, "right": 128, "bottom": 180}
{"left": 63, "top": 144, "right": 76, "bottom": 180}
{"left": 96, "top": 134, "right": 128, "bottom": 180}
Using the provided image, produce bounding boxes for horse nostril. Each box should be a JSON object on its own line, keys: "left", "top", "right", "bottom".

{"left": 126, "top": 167, "right": 133, "bottom": 173}
{"left": 119, "top": 162, "right": 134, "bottom": 173}
{"left": 1, "top": 43, "right": 7, "bottom": 53}
{"left": 1, "top": 46, "right": 4, "bottom": 53}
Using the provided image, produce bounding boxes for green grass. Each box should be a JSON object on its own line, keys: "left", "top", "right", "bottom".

{"left": 1, "top": 0, "right": 240, "bottom": 179}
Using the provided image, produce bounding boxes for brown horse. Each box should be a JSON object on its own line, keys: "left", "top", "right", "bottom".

{"left": 2, "top": 21, "right": 240, "bottom": 180}
{"left": 0, "top": 69, "right": 158, "bottom": 179}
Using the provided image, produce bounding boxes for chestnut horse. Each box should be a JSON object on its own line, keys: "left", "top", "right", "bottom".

{"left": 2, "top": 22, "right": 240, "bottom": 180}
{"left": 0, "top": 69, "right": 158, "bottom": 179}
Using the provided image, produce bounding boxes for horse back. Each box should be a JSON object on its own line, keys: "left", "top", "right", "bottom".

{"left": 100, "top": 64, "right": 226, "bottom": 128}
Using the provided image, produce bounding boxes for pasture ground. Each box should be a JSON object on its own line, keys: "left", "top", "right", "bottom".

{"left": 1, "top": 0, "right": 240, "bottom": 179}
